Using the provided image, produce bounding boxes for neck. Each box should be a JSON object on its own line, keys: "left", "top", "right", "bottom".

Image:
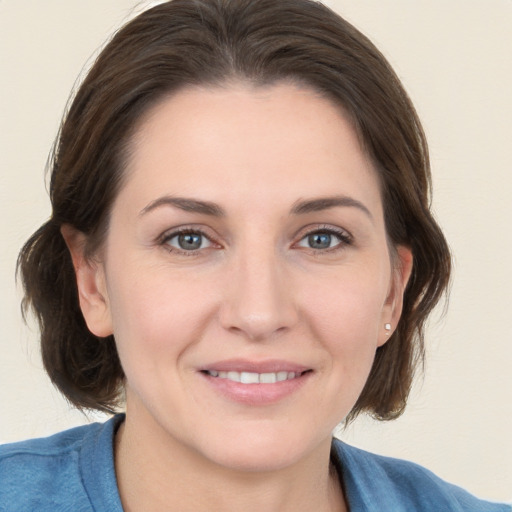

{"left": 114, "top": 412, "right": 346, "bottom": 512}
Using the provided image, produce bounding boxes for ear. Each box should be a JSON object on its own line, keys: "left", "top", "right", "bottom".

{"left": 378, "top": 245, "right": 413, "bottom": 347}
{"left": 61, "top": 224, "right": 113, "bottom": 337}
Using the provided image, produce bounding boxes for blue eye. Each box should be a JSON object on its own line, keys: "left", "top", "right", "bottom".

{"left": 165, "top": 232, "right": 212, "bottom": 251}
{"left": 297, "top": 229, "right": 349, "bottom": 250}
{"left": 307, "top": 233, "right": 333, "bottom": 249}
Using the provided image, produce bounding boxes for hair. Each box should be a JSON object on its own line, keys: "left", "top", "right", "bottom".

{"left": 18, "top": 0, "right": 451, "bottom": 420}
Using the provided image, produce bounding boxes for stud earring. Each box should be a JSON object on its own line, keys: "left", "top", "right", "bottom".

{"left": 384, "top": 323, "right": 391, "bottom": 335}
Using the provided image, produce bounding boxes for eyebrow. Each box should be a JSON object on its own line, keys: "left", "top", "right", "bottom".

{"left": 290, "top": 195, "right": 373, "bottom": 219}
{"left": 139, "top": 196, "right": 225, "bottom": 217}
{"left": 139, "top": 194, "right": 372, "bottom": 219}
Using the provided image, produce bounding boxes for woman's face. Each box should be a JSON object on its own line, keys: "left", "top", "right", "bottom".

{"left": 79, "top": 83, "right": 411, "bottom": 471}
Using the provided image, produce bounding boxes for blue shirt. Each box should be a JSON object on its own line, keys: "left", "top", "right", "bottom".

{"left": 0, "top": 415, "right": 510, "bottom": 511}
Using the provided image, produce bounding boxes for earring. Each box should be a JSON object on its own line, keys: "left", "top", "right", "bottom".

{"left": 384, "top": 323, "right": 391, "bottom": 335}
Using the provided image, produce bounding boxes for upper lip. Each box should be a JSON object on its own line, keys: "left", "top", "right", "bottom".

{"left": 200, "top": 359, "right": 311, "bottom": 374}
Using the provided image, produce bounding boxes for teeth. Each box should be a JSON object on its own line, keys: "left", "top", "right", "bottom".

{"left": 227, "top": 371, "right": 239, "bottom": 381}
{"left": 206, "top": 370, "right": 302, "bottom": 384}
{"left": 259, "top": 372, "right": 276, "bottom": 384}
{"left": 240, "top": 372, "right": 259, "bottom": 384}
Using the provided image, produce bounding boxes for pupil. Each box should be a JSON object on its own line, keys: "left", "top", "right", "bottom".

{"left": 179, "top": 233, "right": 201, "bottom": 250}
{"left": 309, "top": 233, "right": 331, "bottom": 249}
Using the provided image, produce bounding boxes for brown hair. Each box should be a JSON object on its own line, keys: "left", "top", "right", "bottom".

{"left": 18, "top": 0, "right": 451, "bottom": 419}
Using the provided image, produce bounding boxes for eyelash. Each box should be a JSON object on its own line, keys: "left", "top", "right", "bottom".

{"left": 159, "top": 227, "right": 218, "bottom": 256}
{"left": 158, "top": 224, "right": 353, "bottom": 256}
{"left": 295, "top": 225, "right": 353, "bottom": 253}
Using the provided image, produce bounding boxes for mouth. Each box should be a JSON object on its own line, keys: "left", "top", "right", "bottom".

{"left": 201, "top": 369, "right": 311, "bottom": 384}
{"left": 198, "top": 360, "right": 313, "bottom": 404}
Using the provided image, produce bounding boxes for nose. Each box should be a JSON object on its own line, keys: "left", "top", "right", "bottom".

{"left": 219, "top": 244, "right": 298, "bottom": 341}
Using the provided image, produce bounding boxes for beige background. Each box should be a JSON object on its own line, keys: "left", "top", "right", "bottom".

{"left": 1, "top": 0, "right": 511, "bottom": 503}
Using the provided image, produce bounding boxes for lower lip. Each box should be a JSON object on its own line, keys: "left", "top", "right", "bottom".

{"left": 200, "top": 372, "right": 312, "bottom": 405}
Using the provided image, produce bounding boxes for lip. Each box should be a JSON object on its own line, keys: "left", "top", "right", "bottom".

{"left": 199, "top": 359, "right": 313, "bottom": 405}
{"left": 200, "top": 358, "right": 310, "bottom": 374}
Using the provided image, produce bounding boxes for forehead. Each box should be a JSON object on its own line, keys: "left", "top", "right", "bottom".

{"left": 119, "top": 82, "right": 382, "bottom": 218}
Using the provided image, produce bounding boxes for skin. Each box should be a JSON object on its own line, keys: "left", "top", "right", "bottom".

{"left": 63, "top": 82, "right": 412, "bottom": 512}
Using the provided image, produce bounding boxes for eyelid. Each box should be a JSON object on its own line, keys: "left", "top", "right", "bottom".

{"left": 293, "top": 224, "right": 353, "bottom": 250}
{"left": 158, "top": 225, "right": 221, "bottom": 254}
{"left": 156, "top": 223, "right": 352, "bottom": 255}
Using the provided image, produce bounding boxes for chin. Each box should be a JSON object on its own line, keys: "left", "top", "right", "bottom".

{"left": 205, "top": 444, "right": 303, "bottom": 473}
{"left": 192, "top": 423, "right": 329, "bottom": 473}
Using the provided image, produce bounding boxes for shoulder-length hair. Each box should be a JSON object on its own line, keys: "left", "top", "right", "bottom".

{"left": 18, "top": 0, "right": 451, "bottom": 421}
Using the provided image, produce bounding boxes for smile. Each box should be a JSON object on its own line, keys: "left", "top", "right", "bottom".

{"left": 200, "top": 363, "right": 313, "bottom": 404}
{"left": 204, "top": 370, "right": 305, "bottom": 384}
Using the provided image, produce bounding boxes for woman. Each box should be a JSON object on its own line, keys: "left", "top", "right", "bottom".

{"left": 0, "top": 0, "right": 509, "bottom": 510}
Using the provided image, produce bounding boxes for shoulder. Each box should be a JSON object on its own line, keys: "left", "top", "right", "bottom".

{"left": 0, "top": 422, "right": 95, "bottom": 511}
{"left": 332, "top": 439, "right": 511, "bottom": 512}
{"left": 0, "top": 416, "right": 124, "bottom": 512}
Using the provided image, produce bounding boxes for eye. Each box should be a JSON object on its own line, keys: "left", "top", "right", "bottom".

{"left": 296, "top": 228, "right": 351, "bottom": 251}
{"left": 163, "top": 230, "right": 212, "bottom": 252}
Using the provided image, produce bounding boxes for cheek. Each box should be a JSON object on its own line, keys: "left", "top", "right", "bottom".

{"left": 300, "top": 271, "right": 387, "bottom": 379}
{"left": 106, "top": 268, "right": 216, "bottom": 368}
{"left": 303, "top": 272, "right": 386, "bottom": 340}
{"left": 304, "top": 284, "right": 385, "bottom": 419}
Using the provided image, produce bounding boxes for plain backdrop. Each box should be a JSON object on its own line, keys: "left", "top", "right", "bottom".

{"left": 1, "top": 0, "right": 511, "bottom": 503}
